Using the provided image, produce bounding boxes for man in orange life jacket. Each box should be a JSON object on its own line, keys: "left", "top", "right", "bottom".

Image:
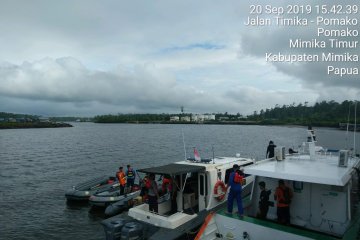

{"left": 116, "top": 167, "right": 126, "bottom": 195}
{"left": 125, "top": 164, "right": 136, "bottom": 192}
{"left": 226, "top": 164, "right": 244, "bottom": 217}
{"left": 274, "top": 179, "right": 293, "bottom": 224}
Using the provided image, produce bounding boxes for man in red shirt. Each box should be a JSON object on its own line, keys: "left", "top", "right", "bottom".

{"left": 274, "top": 179, "right": 293, "bottom": 224}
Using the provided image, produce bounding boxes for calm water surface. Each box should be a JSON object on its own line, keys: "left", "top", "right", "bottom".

{"left": 1, "top": 123, "right": 359, "bottom": 240}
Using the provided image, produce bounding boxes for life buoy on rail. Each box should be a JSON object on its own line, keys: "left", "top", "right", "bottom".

{"left": 213, "top": 180, "right": 227, "bottom": 201}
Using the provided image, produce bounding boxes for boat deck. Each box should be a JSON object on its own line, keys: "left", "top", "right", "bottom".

{"left": 245, "top": 153, "right": 359, "bottom": 186}
{"left": 217, "top": 209, "right": 339, "bottom": 240}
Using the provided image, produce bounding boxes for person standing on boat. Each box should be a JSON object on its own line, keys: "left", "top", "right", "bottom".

{"left": 226, "top": 164, "right": 244, "bottom": 217}
{"left": 257, "top": 181, "right": 271, "bottom": 219}
{"left": 126, "top": 164, "right": 136, "bottom": 193}
{"left": 147, "top": 173, "right": 159, "bottom": 213}
{"left": 266, "top": 141, "right": 277, "bottom": 158}
{"left": 274, "top": 179, "right": 293, "bottom": 225}
{"left": 116, "top": 166, "right": 126, "bottom": 195}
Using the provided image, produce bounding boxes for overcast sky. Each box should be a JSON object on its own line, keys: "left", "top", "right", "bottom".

{"left": 0, "top": 0, "right": 358, "bottom": 116}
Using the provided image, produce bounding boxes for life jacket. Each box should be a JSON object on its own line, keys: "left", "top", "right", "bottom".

{"left": 276, "top": 186, "right": 292, "bottom": 207}
{"left": 162, "top": 177, "right": 172, "bottom": 193}
{"left": 127, "top": 168, "right": 135, "bottom": 179}
{"left": 281, "top": 187, "right": 292, "bottom": 204}
{"left": 116, "top": 171, "right": 126, "bottom": 186}
{"left": 233, "top": 172, "right": 243, "bottom": 184}
{"left": 145, "top": 179, "right": 151, "bottom": 189}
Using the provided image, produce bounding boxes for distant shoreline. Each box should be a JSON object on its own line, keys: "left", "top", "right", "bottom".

{"left": 94, "top": 120, "right": 346, "bottom": 130}
{"left": 0, "top": 122, "right": 73, "bottom": 129}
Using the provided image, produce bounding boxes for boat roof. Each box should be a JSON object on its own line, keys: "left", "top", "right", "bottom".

{"left": 138, "top": 163, "right": 205, "bottom": 175}
{"left": 138, "top": 157, "right": 253, "bottom": 175}
{"left": 245, "top": 154, "right": 360, "bottom": 186}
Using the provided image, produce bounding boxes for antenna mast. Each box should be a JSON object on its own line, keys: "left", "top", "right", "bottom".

{"left": 212, "top": 145, "right": 215, "bottom": 164}
{"left": 182, "top": 129, "right": 187, "bottom": 160}
{"left": 354, "top": 101, "right": 357, "bottom": 155}
{"left": 346, "top": 103, "right": 351, "bottom": 149}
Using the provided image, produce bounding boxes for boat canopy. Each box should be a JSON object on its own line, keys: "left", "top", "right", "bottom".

{"left": 138, "top": 163, "right": 205, "bottom": 175}
{"left": 245, "top": 154, "right": 359, "bottom": 186}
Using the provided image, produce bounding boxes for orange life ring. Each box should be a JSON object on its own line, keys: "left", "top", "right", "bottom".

{"left": 213, "top": 180, "right": 227, "bottom": 201}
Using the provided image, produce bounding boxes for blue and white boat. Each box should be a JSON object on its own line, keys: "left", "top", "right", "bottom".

{"left": 102, "top": 155, "right": 255, "bottom": 239}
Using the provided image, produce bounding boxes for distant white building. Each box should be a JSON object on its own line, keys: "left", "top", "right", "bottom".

{"left": 191, "top": 114, "right": 198, "bottom": 122}
{"left": 204, "top": 114, "right": 215, "bottom": 120}
{"left": 170, "top": 116, "right": 180, "bottom": 122}
{"left": 180, "top": 116, "right": 191, "bottom": 122}
{"left": 197, "top": 114, "right": 205, "bottom": 122}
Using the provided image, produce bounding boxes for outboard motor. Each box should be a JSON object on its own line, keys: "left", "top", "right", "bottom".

{"left": 101, "top": 217, "right": 128, "bottom": 240}
{"left": 120, "top": 222, "right": 144, "bottom": 240}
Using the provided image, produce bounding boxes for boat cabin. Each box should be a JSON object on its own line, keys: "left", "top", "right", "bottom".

{"left": 215, "top": 131, "right": 360, "bottom": 239}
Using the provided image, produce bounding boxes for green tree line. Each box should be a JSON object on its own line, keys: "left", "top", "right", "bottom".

{"left": 94, "top": 114, "right": 171, "bottom": 123}
{"left": 247, "top": 100, "right": 358, "bottom": 127}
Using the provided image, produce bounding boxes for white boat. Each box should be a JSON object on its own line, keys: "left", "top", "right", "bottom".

{"left": 101, "top": 156, "right": 255, "bottom": 239}
{"left": 196, "top": 129, "right": 360, "bottom": 240}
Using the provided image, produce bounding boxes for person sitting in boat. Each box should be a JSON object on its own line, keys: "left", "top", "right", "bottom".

{"left": 274, "top": 179, "right": 293, "bottom": 225}
{"left": 116, "top": 167, "right": 126, "bottom": 195}
{"left": 266, "top": 140, "right": 277, "bottom": 159}
{"left": 257, "top": 181, "right": 271, "bottom": 219}
{"left": 226, "top": 164, "right": 244, "bottom": 217}
{"left": 147, "top": 173, "right": 159, "bottom": 213}
{"left": 126, "top": 164, "right": 136, "bottom": 193}
{"left": 288, "top": 148, "right": 298, "bottom": 155}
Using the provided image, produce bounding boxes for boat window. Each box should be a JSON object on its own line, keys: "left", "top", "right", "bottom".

{"left": 200, "top": 175, "right": 204, "bottom": 195}
{"left": 293, "top": 181, "right": 303, "bottom": 192}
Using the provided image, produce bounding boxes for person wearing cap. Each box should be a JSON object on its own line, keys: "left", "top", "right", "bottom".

{"left": 266, "top": 141, "right": 277, "bottom": 158}
{"left": 257, "top": 181, "right": 271, "bottom": 219}
{"left": 226, "top": 164, "right": 244, "bottom": 217}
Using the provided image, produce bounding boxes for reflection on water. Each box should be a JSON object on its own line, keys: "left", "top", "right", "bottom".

{"left": 0, "top": 123, "right": 359, "bottom": 240}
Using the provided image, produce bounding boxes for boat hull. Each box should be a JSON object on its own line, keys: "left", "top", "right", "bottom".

{"left": 65, "top": 176, "right": 118, "bottom": 201}
{"left": 90, "top": 189, "right": 141, "bottom": 207}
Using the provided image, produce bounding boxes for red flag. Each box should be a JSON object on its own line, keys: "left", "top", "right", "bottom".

{"left": 194, "top": 148, "right": 201, "bottom": 161}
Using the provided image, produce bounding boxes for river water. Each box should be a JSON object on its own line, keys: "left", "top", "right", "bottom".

{"left": 1, "top": 123, "right": 359, "bottom": 240}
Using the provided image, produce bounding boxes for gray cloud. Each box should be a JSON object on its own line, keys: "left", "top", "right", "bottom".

{"left": 0, "top": 0, "right": 358, "bottom": 116}
{"left": 240, "top": 0, "right": 360, "bottom": 91}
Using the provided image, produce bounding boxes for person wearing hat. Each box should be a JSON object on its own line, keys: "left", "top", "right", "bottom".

{"left": 257, "top": 181, "right": 271, "bottom": 219}
{"left": 226, "top": 164, "right": 243, "bottom": 217}
{"left": 266, "top": 141, "right": 277, "bottom": 158}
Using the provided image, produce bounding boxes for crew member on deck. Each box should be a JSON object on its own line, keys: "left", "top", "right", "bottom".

{"left": 147, "top": 173, "right": 159, "bottom": 213}
{"left": 257, "top": 181, "right": 271, "bottom": 219}
{"left": 126, "top": 164, "right": 136, "bottom": 192}
{"left": 266, "top": 141, "right": 277, "bottom": 158}
{"left": 226, "top": 164, "right": 244, "bottom": 217}
{"left": 116, "top": 166, "right": 126, "bottom": 195}
{"left": 274, "top": 179, "right": 293, "bottom": 225}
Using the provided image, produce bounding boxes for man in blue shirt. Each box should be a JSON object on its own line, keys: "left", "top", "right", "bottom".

{"left": 226, "top": 164, "right": 243, "bottom": 217}
{"left": 125, "top": 164, "right": 136, "bottom": 192}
